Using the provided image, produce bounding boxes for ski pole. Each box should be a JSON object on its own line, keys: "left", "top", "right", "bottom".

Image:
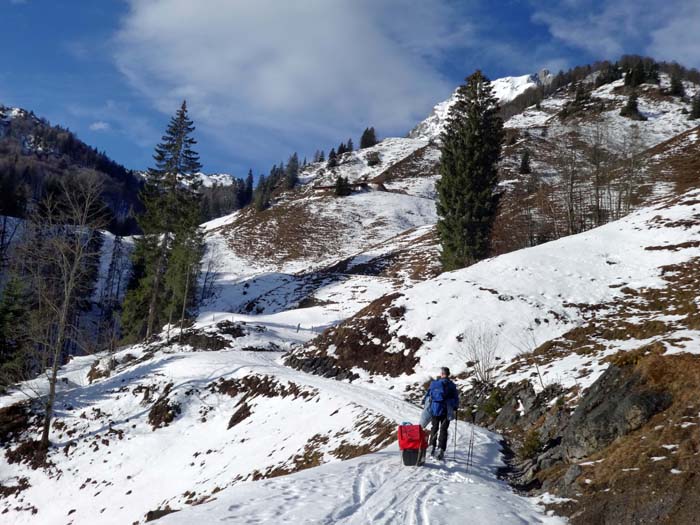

{"left": 467, "top": 425, "right": 475, "bottom": 474}
{"left": 453, "top": 408, "right": 458, "bottom": 461}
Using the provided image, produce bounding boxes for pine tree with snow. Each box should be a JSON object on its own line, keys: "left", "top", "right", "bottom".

{"left": 122, "top": 100, "right": 204, "bottom": 341}
{"left": 347, "top": 138, "right": 354, "bottom": 152}
{"left": 436, "top": 70, "right": 504, "bottom": 270}
{"left": 337, "top": 142, "right": 347, "bottom": 156}
{"left": 360, "top": 127, "right": 378, "bottom": 149}
{"left": 519, "top": 150, "right": 531, "bottom": 175}
{"left": 327, "top": 148, "right": 338, "bottom": 168}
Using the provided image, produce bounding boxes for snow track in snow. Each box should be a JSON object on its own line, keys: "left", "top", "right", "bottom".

{"left": 161, "top": 416, "right": 563, "bottom": 525}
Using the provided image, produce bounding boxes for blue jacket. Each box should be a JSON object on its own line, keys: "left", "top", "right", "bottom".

{"left": 423, "top": 378, "right": 459, "bottom": 418}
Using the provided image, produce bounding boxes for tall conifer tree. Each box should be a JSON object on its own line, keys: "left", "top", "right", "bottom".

{"left": 436, "top": 70, "right": 504, "bottom": 270}
{"left": 122, "top": 101, "right": 204, "bottom": 341}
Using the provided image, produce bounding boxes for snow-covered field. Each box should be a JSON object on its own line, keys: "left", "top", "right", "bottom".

{"left": 160, "top": 425, "right": 564, "bottom": 525}
{"left": 0, "top": 341, "right": 561, "bottom": 524}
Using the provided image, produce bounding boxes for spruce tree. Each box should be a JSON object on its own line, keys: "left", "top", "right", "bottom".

{"left": 360, "top": 127, "right": 378, "bottom": 149}
{"left": 318, "top": 150, "right": 325, "bottom": 162}
{"left": 337, "top": 142, "right": 347, "bottom": 156}
{"left": 625, "top": 62, "right": 645, "bottom": 88}
{"left": 327, "top": 148, "right": 338, "bottom": 168}
{"left": 620, "top": 92, "right": 647, "bottom": 120}
{"left": 245, "top": 169, "right": 254, "bottom": 205}
{"left": 346, "top": 138, "right": 354, "bottom": 152}
{"left": 436, "top": 70, "right": 504, "bottom": 270}
{"left": 253, "top": 174, "right": 270, "bottom": 211}
{"left": 285, "top": 152, "right": 299, "bottom": 189}
{"left": 334, "top": 176, "right": 352, "bottom": 197}
{"left": 574, "top": 83, "right": 587, "bottom": 104}
{"left": 670, "top": 71, "right": 685, "bottom": 97}
{"left": 122, "top": 101, "right": 204, "bottom": 341}
{"left": 519, "top": 149, "right": 531, "bottom": 175}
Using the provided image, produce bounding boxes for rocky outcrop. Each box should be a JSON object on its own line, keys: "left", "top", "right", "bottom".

{"left": 478, "top": 352, "right": 700, "bottom": 525}
{"left": 561, "top": 364, "right": 671, "bottom": 460}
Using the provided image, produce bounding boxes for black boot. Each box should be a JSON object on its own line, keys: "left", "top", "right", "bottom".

{"left": 437, "top": 448, "right": 445, "bottom": 460}
{"left": 430, "top": 446, "right": 436, "bottom": 457}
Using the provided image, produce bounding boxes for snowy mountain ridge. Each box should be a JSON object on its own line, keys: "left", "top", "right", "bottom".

{"left": 408, "top": 72, "right": 547, "bottom": 140}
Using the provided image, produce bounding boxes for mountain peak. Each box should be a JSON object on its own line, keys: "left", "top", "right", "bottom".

{"left": 408, "top": 73, "right": 540, "bottom": 140}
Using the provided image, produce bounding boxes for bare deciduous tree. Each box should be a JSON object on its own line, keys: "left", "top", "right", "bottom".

{"left": 510, "top": 326, "right": 546, "bottom": 391}
{"left": 19, "top": 174, "right": 107, "bottom": 450}
{"left": 461, "top": 326, "right": 499, "bottom": 385}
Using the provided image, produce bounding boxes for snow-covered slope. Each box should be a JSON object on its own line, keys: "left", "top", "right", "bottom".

{"left": 290, "top": 188, "right": 700, "bottom": 394}
{"left": 409, "top": 74, "right": 541, "bottom": 140}
{"left": 195, "top": 172, "right": 238, "bottom": 187}
{"left": 0, "top": 320, "right": 558, "bottom": 525}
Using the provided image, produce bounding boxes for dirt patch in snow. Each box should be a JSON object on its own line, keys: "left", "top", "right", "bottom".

{"left": 0, "top": 402, "right": 31, "bottom": 444}
{"left": 148, "top": 382, "right": 182, "bottom": 430}
{"left": 211, "top": 375, "right": 316, "bottom": 401}
{"left": 286, "top": 293, "right": 424, "bottom": 378}
{"left": 331, "top": 415, "right": 396, "bottom": 460}
{"left": 5, "top": 439, "right": 51, "bottom": 470}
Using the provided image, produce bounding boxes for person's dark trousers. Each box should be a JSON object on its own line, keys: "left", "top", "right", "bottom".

{"left": 429, "top": 415, "right": 450, "bottom": 451}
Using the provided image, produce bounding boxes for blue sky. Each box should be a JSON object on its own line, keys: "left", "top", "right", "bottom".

{"left": 1, "top": 1, "right": 699, "bottom": 176}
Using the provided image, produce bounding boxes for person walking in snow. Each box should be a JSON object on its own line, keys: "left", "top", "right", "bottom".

{"left": 423, "top": 367, "right": 459, "bottom": 460}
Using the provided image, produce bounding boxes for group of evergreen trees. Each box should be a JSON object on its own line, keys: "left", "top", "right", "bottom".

{"left": 360, "top": 127, "right": 378, "bottom": 149}
{"left": 308, "top": 127, "right": 379, "bottom": 170}
{"left": 200, "top": 171, "right": 254, "bottom": 222}
{"left": 0, "top": 107, "right": 142, "bottom": 235}
{"left": 500, "top": 55, "right": 700, "bottom": 122}
{"left": 334, "top": 176, "right": 352, "bottom": 196}
{"left": 121, "top": 102, "right": 205, "bottom": 342}
{"left": 623, "top": 58, "right": 659, "bottom": 88}
{"left": 250, "top": 152, "right": 305, "bottom": 211}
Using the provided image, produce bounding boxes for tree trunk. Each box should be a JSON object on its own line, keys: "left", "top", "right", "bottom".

{"left": 179, "top": 264, "right": 191, "bottom": 344}
{"left": 146, "top": 234, "right": 169, "bottom": 340}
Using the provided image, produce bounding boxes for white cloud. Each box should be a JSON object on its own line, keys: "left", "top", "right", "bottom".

{"left": 531, "top": 0, "right": 700, "bottom": 69}
{"left": 648, "top": 2, "right": 700, "bottom": 68}
{"left": 89, "top": 120, "right": 111, "bottom": 132}
{"left": 113, "top": 0, "right": 470, "bottom": 161}
{"left": 69, "top": 100, "right": 158, "bottom": 148}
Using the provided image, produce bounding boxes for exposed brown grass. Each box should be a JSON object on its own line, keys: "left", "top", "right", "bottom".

{"left": 546, "top": 353, "right": 700, "bottom": 525}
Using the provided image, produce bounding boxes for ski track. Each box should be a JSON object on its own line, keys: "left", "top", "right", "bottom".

{"left": 158, "top": 351, "right": 563, "bottom": 525}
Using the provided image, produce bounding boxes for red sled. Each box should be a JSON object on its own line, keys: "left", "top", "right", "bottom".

{"left": 397, "top": 424, "right": 428, "bottom": 466}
